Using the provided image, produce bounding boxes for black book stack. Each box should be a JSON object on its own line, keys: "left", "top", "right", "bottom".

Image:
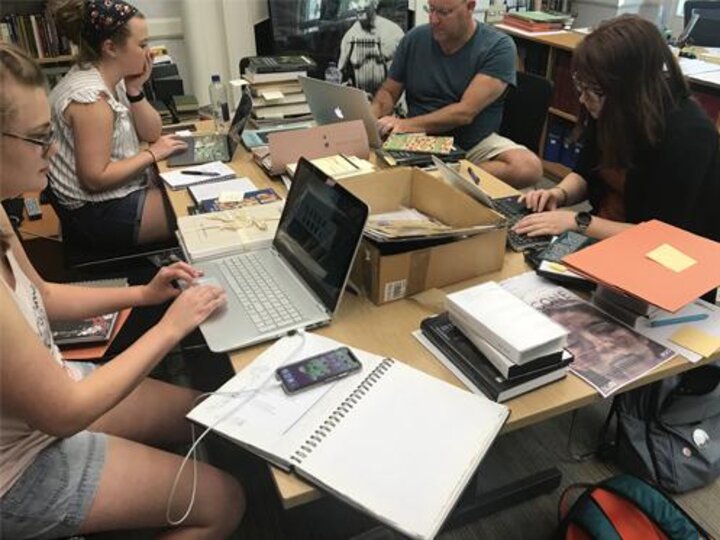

{"left": 420, "top": 313, "right": 573, "bottom": 402}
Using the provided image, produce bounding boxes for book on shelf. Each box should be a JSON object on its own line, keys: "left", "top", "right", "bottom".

{"left": 504, "top": 11, "right": 570, "bottom": 23}
{"left": 416, "top": 314, "right": 573, "bottom": 402}
{"left": 1, "top": 8, "right": 75, "bottom": 60}
{"left": 187, "top": 333, "right": 509, "bottom": 539}
{"left": 176, "top": 201, "right": 284, "bottom": 262}
{"left": 501, "top": 16, "right": 564, "bottom": 33}
{"left": 446, "top": 281, "right": 568, "bottom": 364}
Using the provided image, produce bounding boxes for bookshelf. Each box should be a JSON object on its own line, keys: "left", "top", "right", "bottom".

{"left": 1, "top": 0, "right": 75, "bottom": 86}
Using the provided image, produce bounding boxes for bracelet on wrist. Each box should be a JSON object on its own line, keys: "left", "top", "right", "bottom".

{"left": 145, "top": 148, "right": 157, "bottom": 163}
{"left": 126, "top": 90, "right": 145, "bottom": 103}
{"left": 555, "top": 186, "right": 569, "bottom": 206}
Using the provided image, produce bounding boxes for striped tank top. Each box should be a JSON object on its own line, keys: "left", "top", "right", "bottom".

{"left": 48, "top": 64, "right": 148, "bottom": 210}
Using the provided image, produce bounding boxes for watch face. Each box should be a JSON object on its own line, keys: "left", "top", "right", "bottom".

{"left": 576, "top": 212, "right": 591, "bottom": 229}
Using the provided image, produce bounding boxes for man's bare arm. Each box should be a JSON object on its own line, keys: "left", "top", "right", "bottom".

{"left": 396, "top": 74, "right": 506, "bottom": 133}
{"left": 371, "top": 77, "right": 404, "bottom": 117}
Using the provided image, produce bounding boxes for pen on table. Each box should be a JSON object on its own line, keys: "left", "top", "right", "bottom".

{"left": 338, "top": 153, "right": 359, "bottom": 170}
{"left": 181, "top": 170, "right": 221, "bottom": 176}
{"left": 467, "top": 167, "right": 481, "bottom": 186}
{"left": 648, "top": 313, "right": 709, "bottom": 328}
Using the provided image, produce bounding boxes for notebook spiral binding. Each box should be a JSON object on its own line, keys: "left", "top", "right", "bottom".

{"left": 289, "top": 357, "right": 395, "bottom": 465}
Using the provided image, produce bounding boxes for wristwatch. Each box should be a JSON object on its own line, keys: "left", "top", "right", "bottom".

{"left": 126, "top": 90, "right": 145, "bottom": 103}
{"left": 575, "top": 211, "right": 592, "bottom": 233}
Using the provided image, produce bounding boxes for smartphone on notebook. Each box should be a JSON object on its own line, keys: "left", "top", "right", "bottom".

{"left": 276, "top": 347, "right": 362, "bottom": 394}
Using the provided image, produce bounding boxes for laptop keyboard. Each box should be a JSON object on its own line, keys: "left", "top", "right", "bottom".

{"left": 218, "top": 253, "right": 304, "bottom": 333}
{"left": 493, "top": 196, "right": 552, "bottom": 251}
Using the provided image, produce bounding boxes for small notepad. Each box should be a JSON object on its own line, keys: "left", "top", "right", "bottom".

{"left": 646, "top": 243, "right": 697, "bottom": 273}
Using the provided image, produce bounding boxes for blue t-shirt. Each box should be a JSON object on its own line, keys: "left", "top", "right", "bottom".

{"left": 388, "top": 22, "right": 516, "bottom": 150}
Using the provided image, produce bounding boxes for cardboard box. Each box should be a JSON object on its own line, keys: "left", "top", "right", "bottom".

{"left": 339, "top": 166, "right": 508, "bottom": 304}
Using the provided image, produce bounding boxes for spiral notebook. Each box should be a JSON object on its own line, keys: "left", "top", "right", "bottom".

{"left": 187, "top": 333, "right": 508, "bottom": 539}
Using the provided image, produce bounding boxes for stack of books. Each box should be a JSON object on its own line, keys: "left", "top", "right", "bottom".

{"left": 243, "top": 56, "right": 315, "bottom": 127}
{"left": 418, "top": 281, "right": 572, "bottom": 402}
{"left": 501, "top": 11, "right": 569, "bottom": 33}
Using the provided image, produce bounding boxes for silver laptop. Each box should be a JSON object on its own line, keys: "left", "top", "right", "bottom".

{"left": 299, "top": 76, "right": 383, "bottom": 148}
{"left": 195, "top": 158, "right": 369, "bottom": 352}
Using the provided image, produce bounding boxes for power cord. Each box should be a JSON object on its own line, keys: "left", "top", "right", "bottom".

{"left": 165, "top": 331, "right": 308, "bottom": 526}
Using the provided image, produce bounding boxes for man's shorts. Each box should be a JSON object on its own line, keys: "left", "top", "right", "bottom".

{"left": 465, "top": 132, "right": 527, "bottom": 164}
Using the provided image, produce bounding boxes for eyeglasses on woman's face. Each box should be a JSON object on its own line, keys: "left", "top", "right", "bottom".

{"left": 1, "top": 128, "right": 56, "bottom": 156}
{"left": 572, "top": 73, "right": 605, "bottom": 100}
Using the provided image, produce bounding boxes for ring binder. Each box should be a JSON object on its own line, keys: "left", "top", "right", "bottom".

{"left": 290, "top": 358, "right": 395, "bottom": 465}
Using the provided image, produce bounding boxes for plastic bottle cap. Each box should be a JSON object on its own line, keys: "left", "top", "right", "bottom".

{"left": 211, "top": 74, "right": 221, "bottom": 82}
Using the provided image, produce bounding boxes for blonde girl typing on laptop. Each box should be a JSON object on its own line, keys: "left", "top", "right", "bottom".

{"left": 46, "top": 0, "right": 187, "bottom": 250}
{"left": 0, "top": 43, "right": 244, "bottom": 539}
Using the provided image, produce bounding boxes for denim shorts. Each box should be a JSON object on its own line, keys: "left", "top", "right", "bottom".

{"left": 0, "top": 362, "right": 106, "bottom": 539}
{"left": 55, "top": 188, "right": 147, "bottom": 251}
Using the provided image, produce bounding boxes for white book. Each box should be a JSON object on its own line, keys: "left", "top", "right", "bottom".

{"left": 187, "top": 334, "right": 508, "bottom": 540}
{"left": 160, "top": 161, "right": 236, "bottom": 190}
{"left": 176, "top": 201, "right": 283, "bottom": 262}
{"left": 252, "top": 92, "right": 307, "bottom": 107}
{"left": 244, "top": 70, "right": 307, "bottom": 84}
{"left": 252, "top": 102, "right": 311, "bottom": 120}
{"left": 188, "top": 177, "right": 257, "bottom": 204}
{"left": 446, "top": 281, "right": 568, "bottom": 364}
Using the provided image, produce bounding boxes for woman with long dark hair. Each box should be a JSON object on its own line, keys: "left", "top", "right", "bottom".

{"left": 514, "top": 15, "right": 719, "bottom": 242}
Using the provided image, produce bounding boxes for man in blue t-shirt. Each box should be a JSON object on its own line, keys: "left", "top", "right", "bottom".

{"left": 371, "top": 0, "right": 541, "bottom": 188}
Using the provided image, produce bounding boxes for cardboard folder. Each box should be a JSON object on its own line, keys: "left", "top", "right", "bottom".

{"left": 562, "top": 220, "right": 720, "bottom": 313}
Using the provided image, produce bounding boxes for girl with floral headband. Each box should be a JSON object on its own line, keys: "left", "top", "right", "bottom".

{"left": 47, "top": 0, "right": 188, "bottom": 250}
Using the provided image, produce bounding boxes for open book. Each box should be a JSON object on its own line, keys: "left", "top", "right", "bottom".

{"left": 187, "top": 334, "right": 508, "bottom": 539}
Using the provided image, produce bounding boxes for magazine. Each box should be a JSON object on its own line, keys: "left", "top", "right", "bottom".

{"left": 501, "top": 272, "right": 674, "bottom": 397}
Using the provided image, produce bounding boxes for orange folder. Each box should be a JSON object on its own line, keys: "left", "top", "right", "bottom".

{"left": 562, "top": 220, "right": 720, "bottom": 313}
{"left": 61, "top": 308, "right": 132, "bottom": 361}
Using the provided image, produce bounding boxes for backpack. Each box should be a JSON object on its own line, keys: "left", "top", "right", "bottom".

{"left": 600, "top": 363, "right": 720, "bottom": 493}
{"left": 555, "top": 474, "right": 714, "bottom": 539}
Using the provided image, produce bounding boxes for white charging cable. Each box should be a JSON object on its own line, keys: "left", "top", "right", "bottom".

{"left": 165, "top": 331, "right": 307, "bottom": 526}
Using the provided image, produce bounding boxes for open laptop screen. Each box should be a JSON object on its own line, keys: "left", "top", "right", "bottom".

{"left": 273, "top": 159, "right": 368, "bottom": 313}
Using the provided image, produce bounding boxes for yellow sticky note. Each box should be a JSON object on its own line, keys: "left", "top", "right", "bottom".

{"left": 646, "top": 243, "right": 697, "bottom": 272}
{"left": 669, "top": 326, "right": 720, "bottom": 358}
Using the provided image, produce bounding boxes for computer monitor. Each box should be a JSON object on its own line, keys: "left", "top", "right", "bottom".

{"left": 683, "top": 0, "right": 720, "bottom": 46}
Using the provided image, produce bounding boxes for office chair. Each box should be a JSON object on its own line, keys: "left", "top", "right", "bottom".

{"left": 683, "top": 0, "right": 720, "bottom": 47}
{"left": 499, "top": 71, "right": 554, "bottom": 155}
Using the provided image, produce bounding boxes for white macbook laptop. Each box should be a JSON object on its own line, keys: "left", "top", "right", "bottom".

{"left": 195, "top": 158, "right": 369, "bottom": 352}
{"left": 299, "top": 75, "right": 383, "bottom": 148}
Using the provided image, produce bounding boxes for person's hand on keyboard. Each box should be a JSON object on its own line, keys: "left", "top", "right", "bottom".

{"left": 518, "top": 187, "right": 565, "bottom": 212}
{"left": 160, "top": 282, "right": 227, "bottom": 340}
{"left": 512, "top": 210, "right": 577, "bottom": 238}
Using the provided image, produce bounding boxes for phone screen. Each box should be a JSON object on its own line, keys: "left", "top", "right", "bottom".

{"left": 276, "top": 347, "right": 362, "bottom": 394}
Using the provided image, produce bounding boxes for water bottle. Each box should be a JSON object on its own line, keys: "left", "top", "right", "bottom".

{"left": 324, "top": 61, "right": 342, "bottom": 85}
{"left": 208, "top": 74, "right": 230, "bottom": 132}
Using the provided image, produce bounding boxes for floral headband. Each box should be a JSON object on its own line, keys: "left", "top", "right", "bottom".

{"left": 81, "top": 0, "right": 139, "bottom": 48}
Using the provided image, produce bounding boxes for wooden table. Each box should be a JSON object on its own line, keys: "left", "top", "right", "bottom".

{"left": 164, "top": 141, "right": 717, "bottom": 509}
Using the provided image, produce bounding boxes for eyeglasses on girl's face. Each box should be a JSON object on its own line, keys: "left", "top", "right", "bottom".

{"left": 1, "top": 129, "right": 56, "bottom": 156}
